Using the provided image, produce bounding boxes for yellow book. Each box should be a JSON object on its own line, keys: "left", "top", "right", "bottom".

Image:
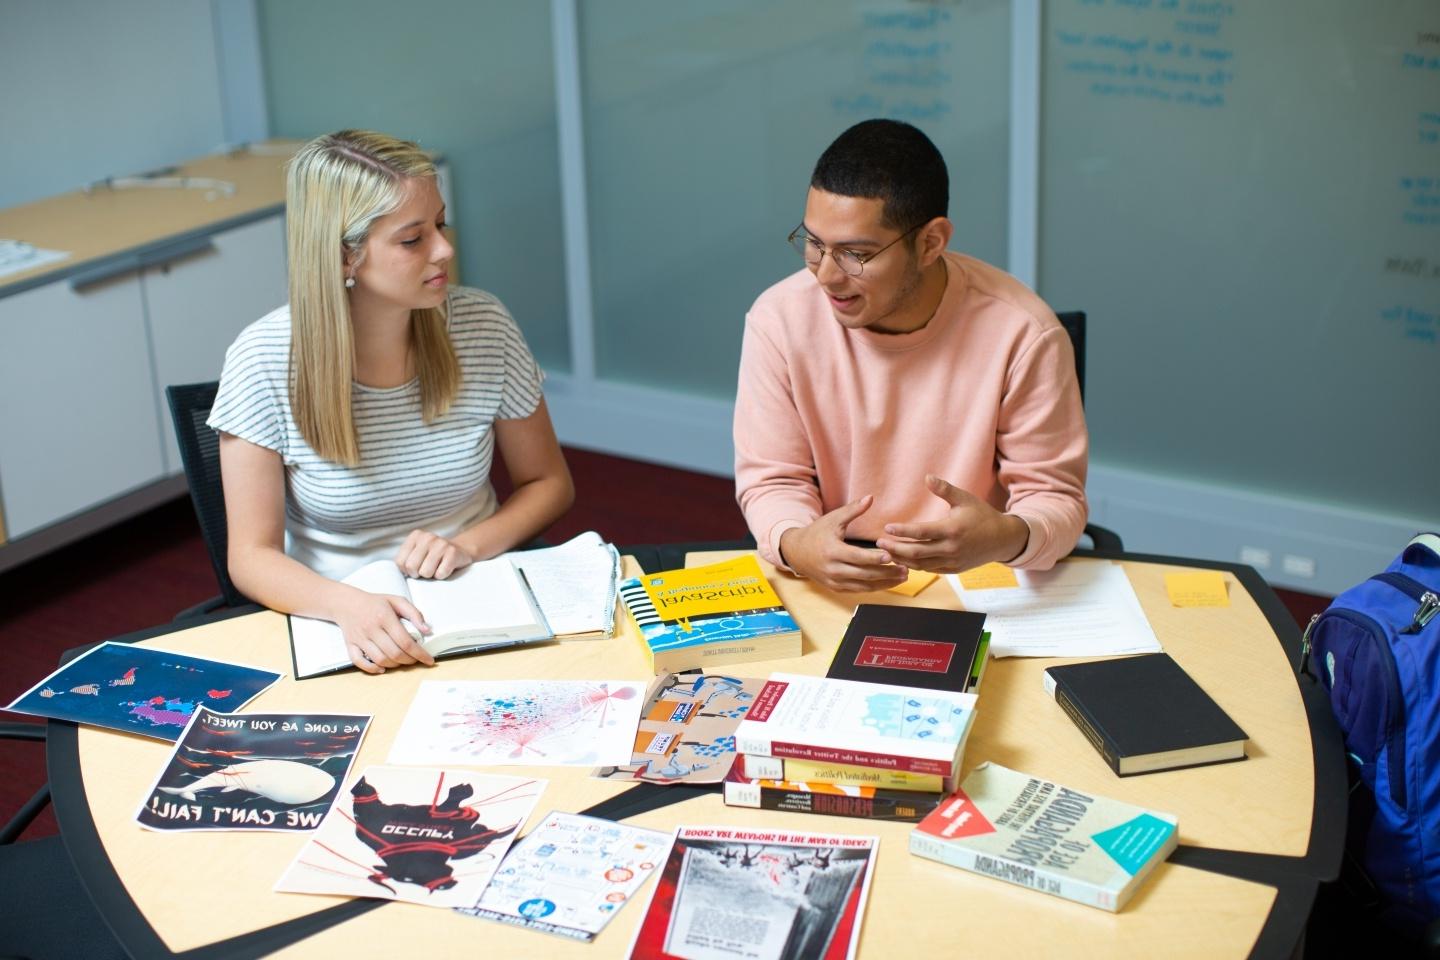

{"left": 739, "top": 754, "right": 945, "bottom": 793}
{"left": 618, "top": 555, "right": 802, "bottom": 674}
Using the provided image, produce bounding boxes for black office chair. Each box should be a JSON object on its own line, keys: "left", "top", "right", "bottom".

{"left": 0, "top": 723, "right": 126, "bottom": 960}
{"left": 1055, "top": 311, "right": 1123, "bottom": 553}
{"left": 166, "top": 381, "right": 250, "bottom": 617}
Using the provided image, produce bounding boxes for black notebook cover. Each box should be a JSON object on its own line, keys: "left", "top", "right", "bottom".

{"left": 826, "top": 604, "right": 988, "bottom": 694}
{"left": 1044, "top": 653, "right": 1248, "bottom": 776}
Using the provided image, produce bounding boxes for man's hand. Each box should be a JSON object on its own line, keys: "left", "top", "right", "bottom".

{"left": 331, "top": 588, "right": 437, "bottom": 675}
{"left": 395, "top": 529, "right": 475, "bottom": 580}
{"left": 875, "top": 475, "right": 1029, "bottom": 574}
{"left": 778, "top": 495, "right": 910, "bottom": 592}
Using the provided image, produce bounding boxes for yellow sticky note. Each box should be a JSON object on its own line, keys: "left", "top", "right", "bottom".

{"left": 1166, "top": 571, "right": 1230, "bottom": 607}
{"left": 888, "top": 569, "right": 939, "bottom": 596}
{"left": 958, "top": 562, "right": 1020, "bottom": 590}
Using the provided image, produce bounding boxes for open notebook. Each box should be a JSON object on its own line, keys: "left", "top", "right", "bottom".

{"left": 508, "top": 531, "right": 620, "bottom": 640}
{"left": 288, "top": 557, "right": 553, "bottom": 679}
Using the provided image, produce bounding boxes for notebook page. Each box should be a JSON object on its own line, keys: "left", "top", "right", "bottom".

{"left": 406, "top": 557, "right": 539, "bottom": 635}
{"left": 289, "top": 561, "right": 413, "bottom": 677}
{"left": 509, "top": 532, "right": 620, "bottom": 637}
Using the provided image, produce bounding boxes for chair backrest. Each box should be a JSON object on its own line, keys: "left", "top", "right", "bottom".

{"left": 1055, "top": 310, "right": 1086, "bottom": 404}
{"left": 165, "top": 382, "right": 248, "bottom": 607}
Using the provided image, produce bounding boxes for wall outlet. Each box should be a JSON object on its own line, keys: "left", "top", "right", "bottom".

{"left": 1240, "top": 546, "right": 1272, "bottom": 568}
{"left": 1282, "top": 554, "right": 1317, "bottom": 578}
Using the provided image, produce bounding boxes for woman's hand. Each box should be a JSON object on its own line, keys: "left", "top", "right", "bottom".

{"left": 332, "top": 587, "right": 436, "bottom": 675}
{"left": 395, "top": 529, "right": 475, "bottom": 580}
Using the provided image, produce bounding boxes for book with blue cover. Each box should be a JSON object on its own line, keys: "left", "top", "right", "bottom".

{"left": 4, "top": 641, "right": 281, "bottom": 742}
{"left": 620, "top": 555, "right": 802, "bottom": 674}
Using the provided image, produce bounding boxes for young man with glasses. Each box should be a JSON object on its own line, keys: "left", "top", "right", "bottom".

{"left": 733, "top": 119, "right": 1088, "bottom": 592}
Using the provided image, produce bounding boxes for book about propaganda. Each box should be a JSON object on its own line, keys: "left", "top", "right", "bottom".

{"left": 909, "top": 762, "right": 1178, "bottom": 912}
{"left": 620, "top": 554, "right": 802, "bottom": 674}
{"left": 1043, "top": 653, "right": 1248, "bottom": 776}
{"left": 4, "top": 641, "right": 280, "bottom": 742}
{"left": 287, "top": 555, "right": 554, "bottom": 679}
{"left": 135, "top": 706, "right": 370, "bottom": 832}
{"left": 722, "top": 766, "right": 944, "bottom": 823}
{"left": 275, "top": 765, "right": 545, "bottom": 909}
{"left": 738, "top": 755, "right": 945, "bottom": 794}
{"left": 592, "top": 671, "right": 769, "bottom": 785}
{"left": 733, "top": 673, "right": 978, "bottom": 779}
{"left": 626, "top": 826, "right": 877, "bottom": 960}
{"left": 826, "top": 603, "right": 991, "bottom": 694}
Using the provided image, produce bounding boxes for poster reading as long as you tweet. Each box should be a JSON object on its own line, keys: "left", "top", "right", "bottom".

{"left": 276, "top": 766, "right": 544, "bottom": 909}
{"left": 135, "top": 707, "right": 370, "bottom": 832}
{"left": 4, "top": 641, "right": 280, "bottom": 742}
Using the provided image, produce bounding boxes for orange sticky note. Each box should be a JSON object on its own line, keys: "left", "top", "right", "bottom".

{"left": 888, "top": 569, "right": 939, "bottom": 596}
{"left": 1166, "top": 571, "right": 1229, "bottom": 607}
{"left": 958, "top": 562, "right": 1020, "bottom": 590}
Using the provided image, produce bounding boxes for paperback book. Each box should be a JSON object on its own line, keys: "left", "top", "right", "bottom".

{"left": 909, "top": 762, "right": 1178, "bottom": 912}
{"left": 723, "top": 768, "right": 943, "bottom": 823}
{"left": 592, "top": 671, "right": 767, "bottom": 785}
{"left": 738, "top": 755, "right": 945, "bottom": 794}
{"left": 627, "top": 826, "right": 877, "bottom": 960}
{"left": 275, "top": 765, "right": 544, "bottom": 909}
{"left": 734, "top": 673, "right": 978, "bottom": 778}
{"left": 621, "top": 555, "right": 802, "bottom": 674}
{"left": 4, "top": 642, "right": 280, "bottom": 742}
{"left": 1043, "top": 653, "right": 1248, "bottom": 775}
{"left": 827, "top": 604, "right": 990, "bottom": 694}
{"left": 288, "top": 555, "right": 553, "bottom": 679}
{"left": 135, "top": 706, "right": 370, "bottom": 832}
{"left": 458, "top": 811, "right": 670, "bottom": 942}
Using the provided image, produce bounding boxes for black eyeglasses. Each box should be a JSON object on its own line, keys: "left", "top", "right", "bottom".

{"left": 786, "top": 222, "right": 924, "bottom": 277}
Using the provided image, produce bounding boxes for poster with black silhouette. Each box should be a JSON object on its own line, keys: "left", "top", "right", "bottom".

{"left": 276, "top": 766, "right": 545, "bottom": 909}
{"left": 4, "top": 641, "right": 280, "bottom": 742}
{"left": 627, "top": 827, "right": 877, "bottom": 960}
{"left": 134, "top": 707, "right": 370, "bottom": 832}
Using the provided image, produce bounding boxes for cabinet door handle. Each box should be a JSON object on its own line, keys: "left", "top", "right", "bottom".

{"left": 140, "top": 236, "right": 217, "bottom": 271}
{"left": 69, "top": 254, "right": 143, "bottom": 292}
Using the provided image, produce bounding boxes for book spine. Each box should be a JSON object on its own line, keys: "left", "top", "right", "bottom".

{"left": 733, "top": 736, "right": 955, "bottom": 778}
{"left": 724, "top": 781, "right": 940, "bottom": 823}
{"left": 1049, "top": 684, "right": 1120, "bottom": 776}
{"left": 740, "top": 755, "right": 784, "bottom": 780}
{"left": 908, "top": 831, "right": 1120, "bottom": 912}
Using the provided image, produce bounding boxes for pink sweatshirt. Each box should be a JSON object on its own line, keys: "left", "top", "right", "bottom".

{"left": 734, "top": 251, "right": 1088, "bottom": 572}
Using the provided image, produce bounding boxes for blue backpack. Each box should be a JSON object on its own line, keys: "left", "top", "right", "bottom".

{"left": 1303, "top": 533, "right": 1440, "bottom": 934}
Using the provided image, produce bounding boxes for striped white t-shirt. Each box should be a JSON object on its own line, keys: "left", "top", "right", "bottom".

{"left": 208, "top": 286, "right": 544, "bottom": 580}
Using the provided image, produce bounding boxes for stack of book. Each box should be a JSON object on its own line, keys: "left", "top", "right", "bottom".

{"left": 724, "top": 603, "right": 989, "bottom": 823}
{"left": 728, "top": 671, "right": 979, "bottom": 823}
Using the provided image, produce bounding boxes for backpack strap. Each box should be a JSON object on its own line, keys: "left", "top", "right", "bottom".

{"left": 1404, "top": 533, "right": 1440, "bottom": 565}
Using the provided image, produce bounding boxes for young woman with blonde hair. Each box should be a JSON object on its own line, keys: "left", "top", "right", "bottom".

{"left": 209, "top": 130, "right": 573, "bottom": 674}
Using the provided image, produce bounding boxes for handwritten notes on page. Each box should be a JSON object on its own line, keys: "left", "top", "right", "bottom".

{"left": 946, "top": 561, "right": 1161, "bottom": 659}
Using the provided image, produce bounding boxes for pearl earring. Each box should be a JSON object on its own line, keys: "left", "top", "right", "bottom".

{"left": 344, "top": 277, "right": 355, "bottom": 288}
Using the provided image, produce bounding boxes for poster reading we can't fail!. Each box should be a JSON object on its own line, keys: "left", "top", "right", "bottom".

{"left": 135, "top": 707, "right": 370, "bottom": 832}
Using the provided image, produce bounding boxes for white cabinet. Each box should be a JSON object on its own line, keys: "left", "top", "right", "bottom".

{"left": 0, "top": 271, "right": 166, "bottom": 539}
{"left": 144, "top": 216, "right": 287, "bottom": 472}
{"left": 0, "top": 212, "right": 287, "bottom": 546}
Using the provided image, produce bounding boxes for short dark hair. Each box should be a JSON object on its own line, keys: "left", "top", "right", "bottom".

{"left": 810, "top": 119, "right": 948, "bottom": 230}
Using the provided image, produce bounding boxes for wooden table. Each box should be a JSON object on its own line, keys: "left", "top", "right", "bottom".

{"left": 46, "top": 549, "right": 1344, "bottom": 958}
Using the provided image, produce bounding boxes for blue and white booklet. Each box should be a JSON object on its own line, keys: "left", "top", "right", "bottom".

{"left": 4, "top": 641, "right": 281, "bottom": 742}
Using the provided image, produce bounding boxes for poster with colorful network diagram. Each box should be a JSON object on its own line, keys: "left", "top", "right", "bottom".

{"left": 387, "top": 680, "right": 645, "bottom": 767}
{"left": 4, "top": 641, "right": 280, "bottom": 742}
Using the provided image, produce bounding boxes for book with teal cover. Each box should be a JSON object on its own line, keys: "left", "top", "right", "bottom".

{"left": 619, "top": 555, "right": 801, "bottom": 673}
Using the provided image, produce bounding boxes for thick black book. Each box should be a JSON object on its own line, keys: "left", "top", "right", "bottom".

{"left": 1043, "top": 653, "right": 1248, "bottom": 776}
{"left": 826, "top": 604, "right": 989, "bottom": 694}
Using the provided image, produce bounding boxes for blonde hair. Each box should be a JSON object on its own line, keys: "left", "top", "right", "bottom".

{"left": 286, "top": 129, "right": 459, "bottom": 466}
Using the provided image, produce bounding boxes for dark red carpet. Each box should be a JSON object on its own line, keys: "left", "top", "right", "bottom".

{"left": 0, "top": 446, "right": 1328, "bottom": 842}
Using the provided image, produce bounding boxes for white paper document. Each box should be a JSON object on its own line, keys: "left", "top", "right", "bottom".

{"left": 947, "top": 561, "right": 1162, "bottom": 658}
{"left": 388, "top": 680, "right": 645, "bottom": 767}
{"left": 509, "top": 532, "right": 620, "bottom": 638}
{"left": 0, "top": 240, "right": 70, "bottom": 280}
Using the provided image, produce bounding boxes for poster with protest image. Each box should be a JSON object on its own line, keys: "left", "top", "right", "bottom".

{"left": 135, "top": 707, "right": 370, "bottom": 832}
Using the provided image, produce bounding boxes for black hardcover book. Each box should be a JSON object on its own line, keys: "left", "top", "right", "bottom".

{"left": 1043, "top": 653, "right": 1248, "bottom": 776}
{"left": 826, "top": 604, "right": 989, "bottom": 694}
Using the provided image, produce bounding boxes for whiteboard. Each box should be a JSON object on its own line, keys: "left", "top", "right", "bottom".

{"left": 1039, "top": 0, "right": 1439, "bottom": 519}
